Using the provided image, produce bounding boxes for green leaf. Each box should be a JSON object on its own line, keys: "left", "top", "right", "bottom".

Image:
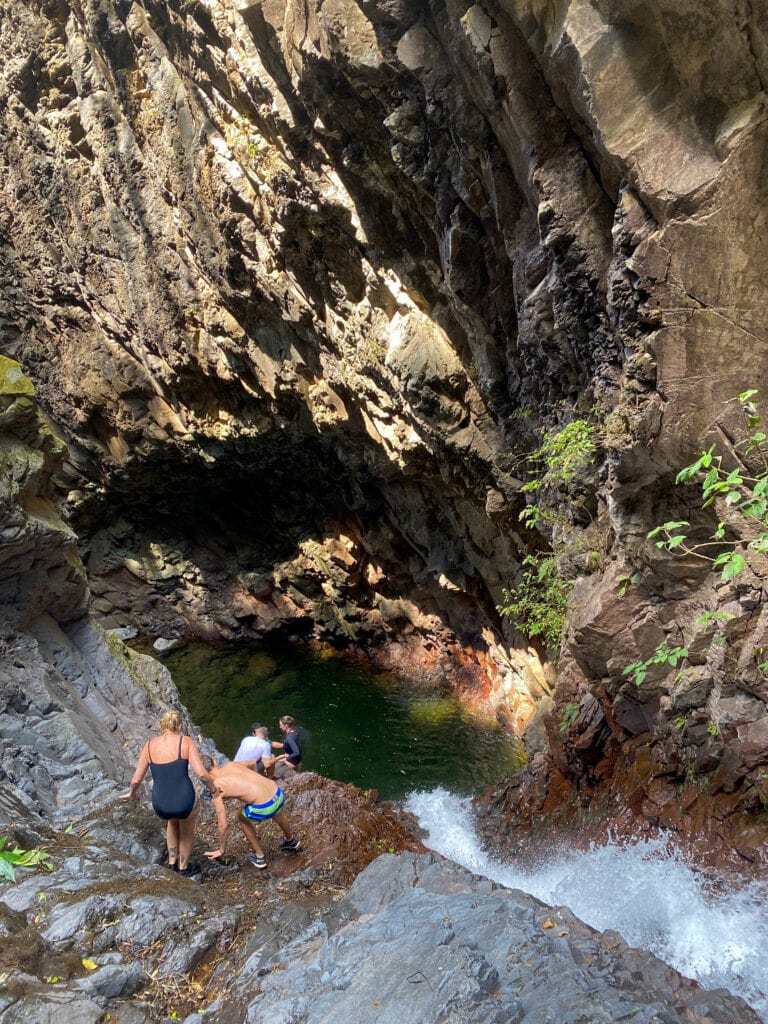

{"left": 666, "top": 535, "right": 686, "bottom": 549}
{"left": 726, "top": 490, "right": 742, "bottom": 505}
{"left": 676, "top": 462, "right": 701, "bottom": 484}
{"left": 741, "top": 499, "right": 767, "bottom": 518}
{"left": 721, "top": 552, "right": 746, "bottom": 581}
{"left": 676, "top": 448, "right": 715, "bottom": 483}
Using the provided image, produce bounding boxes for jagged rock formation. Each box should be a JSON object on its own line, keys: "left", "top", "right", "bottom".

{"left": 1, "top": 0, "right": 768, "bottom": 864}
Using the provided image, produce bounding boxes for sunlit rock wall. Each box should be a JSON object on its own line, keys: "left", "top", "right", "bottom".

{"left": 1, "top": 0, "right": 768, "bottom": 845}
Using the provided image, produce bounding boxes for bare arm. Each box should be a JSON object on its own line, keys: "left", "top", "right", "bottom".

{"left": 120, "top": 742, "right": 150, "bottom": 799}
{"left": 204, "top": 794, "right": 229, "bottom": 859}
{"left": 184, "top": 736, "right": 222, "bottom": 796}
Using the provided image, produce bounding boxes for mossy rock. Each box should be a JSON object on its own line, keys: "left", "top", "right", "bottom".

{"left": 0, "top": 356, "right": 35, "bottom": 396}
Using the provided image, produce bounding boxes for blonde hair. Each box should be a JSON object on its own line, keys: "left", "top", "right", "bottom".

{"left": 160, "top": 710, "right": 183, "bottom": 734}
{"left": 279, "top": 715, "right": 295, "bottom": 729}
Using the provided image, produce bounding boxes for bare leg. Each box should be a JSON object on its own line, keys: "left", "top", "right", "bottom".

{"left": 273, "top": 810, "right": 295, "bottom": 841}
{"left": 178, "top": 803, "right": 199, "bottom": 870}
{"left": 239, "top": 814, "right": 265, "bottom": 857}
{"left": 166, "top": 820, "right": 180, "bottom": 867}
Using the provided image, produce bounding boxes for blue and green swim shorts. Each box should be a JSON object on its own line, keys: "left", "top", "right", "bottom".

{"left": 242, "top": 787, "right": 285, "bottom": 821}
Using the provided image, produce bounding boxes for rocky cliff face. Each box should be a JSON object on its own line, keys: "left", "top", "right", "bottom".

{"left": 1, "top": 0, "right": 768, "bottom": 861}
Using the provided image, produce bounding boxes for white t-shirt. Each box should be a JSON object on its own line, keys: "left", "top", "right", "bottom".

{"left": 234, "top": 735, "right": 272, "bottom": 763}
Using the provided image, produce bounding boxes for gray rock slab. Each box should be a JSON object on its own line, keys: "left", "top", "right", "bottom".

{"left": 0, "top": 987, "right": 105, "bottom": 1024}
{"left": 113, "top": 894, "right": 195, "bottom": 947}
{"left": 42, "top": 893, "right": 127, "bottom": 945}
{"left": 158, "top": 906, "right": 243, "bottom": 977}
{"left": 225, "top": 852, "right": 758, "bottom": 1024}
{"left": 73, "top": 962, "right": 148, "bottom": 998}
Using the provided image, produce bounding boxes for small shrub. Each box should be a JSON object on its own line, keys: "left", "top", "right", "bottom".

{"left": 617, "top": 572, "right": 641, "bottom": 597}
{"left": 558, "top": 702, "right": 579, "bottom": 733}
{"left": 522, "top": 419, "right": 597, "bottom": 493}
{"left": 519, "top": 418, "right": 597, "bottom": 532}
{"left": 497, "top": 554, "right": 573, "bottom": 652}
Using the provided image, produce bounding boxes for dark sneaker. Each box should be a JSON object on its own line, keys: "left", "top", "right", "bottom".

{"left": 279, "top": 837, "right": 300, "bottom": 853}
{"left": 179, "top": 863, "right": 201, "bottom": 878}
{"left": 167, "top": 862, "right": 179, "bottom": 872}
{"left": 246, "top": 852, "right": 267, "bottom": 869}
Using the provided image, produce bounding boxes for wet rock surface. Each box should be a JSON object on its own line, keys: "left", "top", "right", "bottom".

{"left": 215, "top": 851, "right": 759, "bottom": 1024}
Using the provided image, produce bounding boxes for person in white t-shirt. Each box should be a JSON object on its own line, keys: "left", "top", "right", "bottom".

{"left": 233, "top": 723, "right": 275, "bottom": 776}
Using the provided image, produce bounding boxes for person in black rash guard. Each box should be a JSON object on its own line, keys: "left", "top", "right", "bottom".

{"left": 271, "top": 714, "right": 302, "bottom": 771}
{"left": 121, "top": 710, "right": 220, "bottom": 876}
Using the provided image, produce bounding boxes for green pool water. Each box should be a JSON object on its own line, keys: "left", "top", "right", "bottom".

{"left": 159, "top": 640, "right": 526, "bottom": 802}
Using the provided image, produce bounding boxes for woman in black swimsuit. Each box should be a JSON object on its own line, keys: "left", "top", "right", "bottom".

{"left": 122, "top": 711, "right": 218, "bottom": 876}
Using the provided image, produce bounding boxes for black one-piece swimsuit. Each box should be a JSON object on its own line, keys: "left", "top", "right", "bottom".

{"left": 148, "top": 736, "right": 196, "bottom": 820}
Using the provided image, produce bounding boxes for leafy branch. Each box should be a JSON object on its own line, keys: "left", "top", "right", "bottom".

{"left": 648, "top": 391, "right": 768, "bottom": 582}
{"left": 625, "top": 390, "right": 768, "bottom": 687}
{"left": 623, "top": 643, "right": 689, "bottom": 687}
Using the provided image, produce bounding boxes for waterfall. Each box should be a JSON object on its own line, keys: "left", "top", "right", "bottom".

{"left": 406, "top": 787, "right": 768, "bottom": 1021}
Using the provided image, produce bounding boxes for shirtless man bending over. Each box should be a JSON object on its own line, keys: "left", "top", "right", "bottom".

{"left": 202, "top": 758, "right": 300, "bottom": 869}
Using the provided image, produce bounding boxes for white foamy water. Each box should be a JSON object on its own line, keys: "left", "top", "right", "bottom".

{"left": 406, "top": 787, "right": 768, "bottom": 1021}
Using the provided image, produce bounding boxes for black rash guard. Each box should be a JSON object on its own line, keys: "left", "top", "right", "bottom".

{"left": 283, "top": 730, "right": 302, "bottom": 766}
{"left": 148, "top": 735, "right": 196, "bottom": 820}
